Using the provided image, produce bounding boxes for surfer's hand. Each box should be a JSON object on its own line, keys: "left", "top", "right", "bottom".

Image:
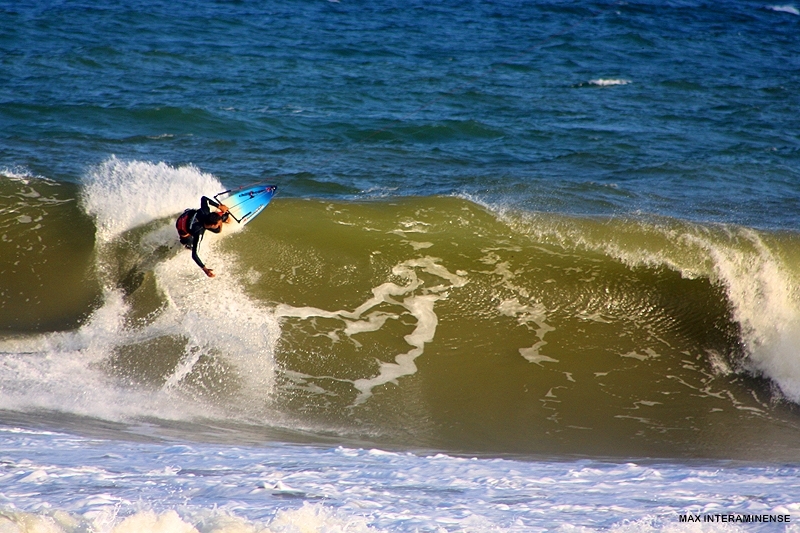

{"left": 203, "top": 267, "right": 215, "bottom": 278}
{"left": 218, "top": 204, "right": 231, "bottom": 222}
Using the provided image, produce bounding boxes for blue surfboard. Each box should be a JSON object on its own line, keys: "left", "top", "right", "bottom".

{"left": 214, "top": 184, "right": 277, "bottom": 226}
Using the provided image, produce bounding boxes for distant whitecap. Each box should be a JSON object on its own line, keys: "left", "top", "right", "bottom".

{"left": 589, "top": 78, "right": 631, "bottom": 87}
{"left": 768, "top": 4, "right": 800, "bottom": 14}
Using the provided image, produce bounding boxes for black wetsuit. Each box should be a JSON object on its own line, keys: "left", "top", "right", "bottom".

{"left": 182, "top": 196, "right": 221, "bottom": 270}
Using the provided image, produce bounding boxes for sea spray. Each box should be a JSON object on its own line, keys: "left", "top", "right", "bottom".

{"left": 0, "top": 158, "right": 281, "bottom": 421}
{"left": 689, "top": 229, "right": 800, "bottom": 402}
{"left": 81, "top": 156, "right": 223, "bottom": 243}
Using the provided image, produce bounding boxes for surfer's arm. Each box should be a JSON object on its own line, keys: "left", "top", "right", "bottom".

{"left": 190, "top": 235, "right": 206, "bottom": 269}
{"left": 200, "top": 196, "right": 220, "bottom": 214}
{"left": 190, "top": 235, "right": 215, "bottom": 277}
{"left": 200, "top": 196, "right": 228, "bottom": 218}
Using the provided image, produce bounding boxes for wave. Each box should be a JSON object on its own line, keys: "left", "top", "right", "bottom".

{"left": 485, "top": 201, "right": 800, "bottom": 401}
{"left": 2, "top": 159, "right": 800, "bottom": 459}
{"left": 0, "top": 504, "right": 379, "bottom": 533}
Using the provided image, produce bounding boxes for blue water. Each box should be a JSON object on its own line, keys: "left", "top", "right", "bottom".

{"left": 4, "top": 1, "right": 800, "bottom": 224}
{"left": 2, "top": 0, "right": 800, "bottom": 531}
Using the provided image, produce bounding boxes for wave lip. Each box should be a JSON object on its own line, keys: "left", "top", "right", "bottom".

{"left": 490, "top": 199, "right": 800, "bottom": 404}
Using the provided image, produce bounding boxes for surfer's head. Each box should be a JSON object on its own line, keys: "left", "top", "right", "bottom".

{"left": 203, "top": 212, "right": 224, "bottom": 233}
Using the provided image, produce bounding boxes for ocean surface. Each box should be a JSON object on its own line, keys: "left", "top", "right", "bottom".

{"left": 2, "top": 0, "right": 800, "bottom": 531}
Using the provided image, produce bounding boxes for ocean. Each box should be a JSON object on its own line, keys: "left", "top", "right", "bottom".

{"left": 2, "top": 0, "right": 800, "bottom": 531}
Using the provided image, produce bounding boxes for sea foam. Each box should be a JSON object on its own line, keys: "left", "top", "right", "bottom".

{"left": 0, "top": 158, "right": 280, "bottom": 423}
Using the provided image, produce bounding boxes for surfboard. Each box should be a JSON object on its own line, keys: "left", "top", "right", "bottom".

{"left": 214, "top": 184, "right": 277, "bottom": 226}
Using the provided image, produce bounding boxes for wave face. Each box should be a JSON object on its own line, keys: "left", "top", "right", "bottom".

{"left": 2, "top": 161, "right": 800, "bottom": 460}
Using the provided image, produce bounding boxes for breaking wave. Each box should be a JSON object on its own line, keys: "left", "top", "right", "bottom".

{"left": 2, "top": 159, "right": 800, "bottom": 459}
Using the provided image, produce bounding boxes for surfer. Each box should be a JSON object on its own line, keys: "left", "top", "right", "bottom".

{"left": 175, "top": 196, "right": 230, "bottom": 277}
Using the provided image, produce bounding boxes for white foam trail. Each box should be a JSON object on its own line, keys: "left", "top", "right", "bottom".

{"left": 479, "top": 246, "right": 558, "bottom": 365}
{"left": 497, "top": 298, "right": 557, "bottom": 365}
{"left": 351, "top": 293, "right": 440, "bottom": 405}
{"left": 276, "top": 256, "right": 467, "bottom": 405}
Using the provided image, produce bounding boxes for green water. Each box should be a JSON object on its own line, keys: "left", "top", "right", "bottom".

{"left": 3, "top": 189, "right": 800, "bottom": 459}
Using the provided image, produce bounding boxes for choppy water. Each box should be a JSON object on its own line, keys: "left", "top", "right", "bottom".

{"left": 2, "top": 0, "right": 800, "bottom": 531}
